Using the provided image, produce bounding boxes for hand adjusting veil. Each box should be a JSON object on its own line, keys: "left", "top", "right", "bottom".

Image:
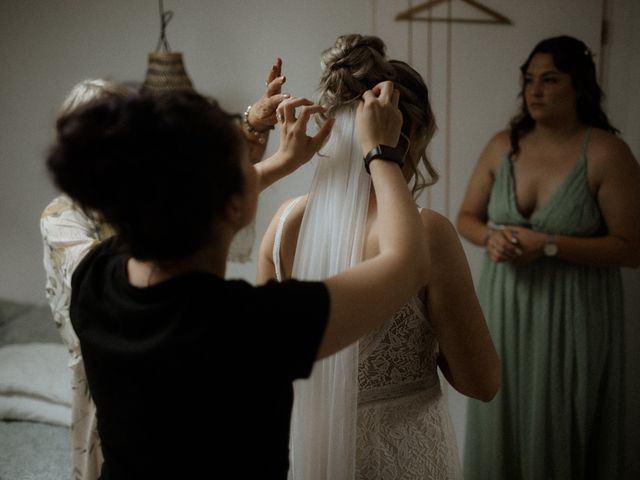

{"left": 288, "top": 106, "right": 370, "bottom": 479}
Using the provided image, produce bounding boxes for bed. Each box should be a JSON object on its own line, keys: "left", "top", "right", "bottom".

{"left": 0, "top": 298, "right": 71, "bottom": 480}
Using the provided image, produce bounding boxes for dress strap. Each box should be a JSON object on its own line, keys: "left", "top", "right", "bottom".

{"left": 273, "top": 197, "right": 302, "bottom": 281}
{"left": 581, "top": 127, "right": 592, "bottom": 157}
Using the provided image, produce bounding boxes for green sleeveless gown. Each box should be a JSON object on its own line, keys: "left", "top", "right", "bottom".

{"left": 464, "top": 130, "right": 624, "bottom": 479}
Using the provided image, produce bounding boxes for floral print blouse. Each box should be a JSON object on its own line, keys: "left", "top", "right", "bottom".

{"left": 41, "top": 194, "right": 114, "bottom": 480}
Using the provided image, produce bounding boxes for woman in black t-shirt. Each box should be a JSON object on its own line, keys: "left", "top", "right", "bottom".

{"left": 47, "top": 83, "right": 430, "bottom": 479}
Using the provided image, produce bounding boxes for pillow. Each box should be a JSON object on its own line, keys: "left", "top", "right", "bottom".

{"left": 0, "top": 299, "right": 61, "bottom": 347}
{"left": 0, "top": 395, "right": 70, "bottom": 427}
{"left": 0, "top": 343, "right": 71, "bottom": 404}
{"left": 0, "top": 343, "right": 71, "bottom": 426}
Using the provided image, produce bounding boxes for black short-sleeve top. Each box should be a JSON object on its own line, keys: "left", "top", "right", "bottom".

{"left": 70, "top": 238, "right": 330, "bottom": 479}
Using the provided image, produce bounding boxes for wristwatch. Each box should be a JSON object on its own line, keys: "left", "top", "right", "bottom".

{"left": 543, "top": 234, "right": 558, "bottom": 257}
{"left": 363, "top": 145, "right": 404, "bottom": 174}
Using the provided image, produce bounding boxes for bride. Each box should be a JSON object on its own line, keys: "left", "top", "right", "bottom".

{"left": 258, "top": 34, "right": 500, "bottom": 479}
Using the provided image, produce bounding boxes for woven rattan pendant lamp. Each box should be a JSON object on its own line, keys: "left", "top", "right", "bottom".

{"left": 140, "top": 0, "right": 194, "bottom": 94}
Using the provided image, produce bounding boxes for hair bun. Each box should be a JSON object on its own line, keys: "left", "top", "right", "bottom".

{"left": 318, "top": 34, "right": 394, "bottom": 111}
{"left": 321, "top": 34, "right": 386, "bottom": 72}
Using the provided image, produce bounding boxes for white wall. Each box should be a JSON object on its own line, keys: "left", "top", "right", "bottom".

{"left": 0, "top": 0, "right": 372, "bottom": 303}
{"left": 0, "top": 0, "right": 637, "bottom": 476}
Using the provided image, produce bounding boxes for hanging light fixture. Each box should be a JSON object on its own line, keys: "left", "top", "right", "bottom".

{"left": 140, "top": 0, "right": 195, "bottom": 94}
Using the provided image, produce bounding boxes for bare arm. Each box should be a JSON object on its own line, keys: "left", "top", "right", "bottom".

{"left": 316, "top": 82, "right": 430, "bottom": 359}
{"left": 457, "top": 131, "right": 510, "bottom": 246}
{"left": 458, "top": 131, "right": 527, "bottom": 262}
{"left": 552, "top": 133, "right": 639, "bottom": 267}
{"left": 256, "top": 203, "right": 282, "bottom": 285}
{"left": 423, "top": 210, "right": 500, "bottom": 401}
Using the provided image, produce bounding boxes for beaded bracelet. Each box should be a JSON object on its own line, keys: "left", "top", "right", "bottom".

{"left": 243, "top": 105, "right": 273, "bottom": 145}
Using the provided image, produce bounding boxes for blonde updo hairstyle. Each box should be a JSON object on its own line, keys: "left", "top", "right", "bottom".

{"left": 317, "top": 34, "right": 438, "bottom": 195}
{"left": 58, "top": 79, "right": 133, "bottom": 119}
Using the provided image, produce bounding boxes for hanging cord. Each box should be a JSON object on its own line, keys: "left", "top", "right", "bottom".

{"left": 155, "top": 0, "right": 174, "bottom": 53}
{"left": 444, "top": 0, "right": 452, "bottom": 217}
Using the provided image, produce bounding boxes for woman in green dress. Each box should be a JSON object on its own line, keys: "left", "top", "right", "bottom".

{"left": 457, "top": 35, "right": 640, "bottom": 479}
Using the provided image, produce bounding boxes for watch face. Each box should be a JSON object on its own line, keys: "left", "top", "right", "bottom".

{"left": 544, "top": 243, "right": 558, "bottom": 256}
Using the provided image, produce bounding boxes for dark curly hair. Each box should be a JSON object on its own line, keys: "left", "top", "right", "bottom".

{"left": 47, "top": 92, "right": 245, "bottom": 261}
{"left": 317, "top": 34, "right": 438, "bottom": 195}
{"left": 509, "top": 35, "right": 618, "bottom": 154}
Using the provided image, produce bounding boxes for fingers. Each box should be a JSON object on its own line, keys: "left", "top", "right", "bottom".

{"left": 264, "top": 93, "right": 290, "bottom": 113}
{"left": 275, "top": 98, "right": 332, "bottom": 157}
{"left": 363, "top": 81, "right": 399, "bottom": 109}
{"left": 266, "top": 75, "right": 286, "bottom": 97}
{"left": 265, "top": 58, "right": 285, "bottom": 96}
{"left": 487, "top": 236, "right": 522, "bottom": 262}
{"left": 292, "top": 104, "right": 331, "bottom": 148}
{"left": 310, "top": 117, "right": 335, "bottom": 149}
{"left": 266, "top": 58, "right": 282, "bottom": 85}
{"left": 391, "top": 89, "right": 400, "bottom": 107}
{"left": 296, "top": 104, "right": 325, "bottom": 126}
{"left": 277, "top": 97, "right": 313, "bottom": 123}
{"left": 356, "top": 80, "right": 403, "bottom": 152}
{"left": 372, "top": 80, "right": 395, "bottom": 101}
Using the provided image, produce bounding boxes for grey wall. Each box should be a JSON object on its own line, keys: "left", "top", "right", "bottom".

{"left": 604, "top": 1, "right": 640, "bottom": 476}
{"left": 0, "top": 0, "right": 637, "bottom": 476}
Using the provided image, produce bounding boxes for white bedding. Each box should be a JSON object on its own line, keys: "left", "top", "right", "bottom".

{"left": 0, "top": 342, "right": 71, "bottom": 426}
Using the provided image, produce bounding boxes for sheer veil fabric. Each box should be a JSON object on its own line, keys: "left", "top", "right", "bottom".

{"left": 288, "top": 107, "right": 370, "bottom": 479}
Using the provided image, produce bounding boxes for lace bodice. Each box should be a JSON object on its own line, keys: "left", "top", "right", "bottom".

{"left": 358, "top": 295, "right": 440, "bottom": 404}
{"left": 356, "top": 296, "right": 461, "bottom": 480}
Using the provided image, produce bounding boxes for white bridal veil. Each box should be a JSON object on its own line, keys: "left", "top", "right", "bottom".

{"left": 288, "top": 106, "right": 370, "bottom": 479}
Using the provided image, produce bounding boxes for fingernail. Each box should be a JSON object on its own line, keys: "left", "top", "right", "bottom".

{"left": 511, "top": 237, "right": 518, "bottom": 244}
{"left": 282, "top": 93, "right": 290, "bottom": 98}
{"left": 515, "top": 248, "right": 523, "bottom": 256}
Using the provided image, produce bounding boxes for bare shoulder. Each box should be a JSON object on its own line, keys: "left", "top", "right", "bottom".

{"left": 261, "top": 195, "right": 307, "bottom": 247}
{"left": 488, "top": 129, "right": 511, "bottom": 150}
{"left": 280, "top": 194, "right": 308, "bottom": 236}
{"left": 258, "top": 195, "right": 309, "bottom": 281}
{"left": 419, "top": 208, "right": 462, "bottom": 251}
{"left": 273, "top": 194, "right": 308, "bottom": 273}
{"left": 589, "top": 128, "right": 633, "bottom": 157}
{"left": 478, "top": 129, "right": 511, "bottom": 171}
{"left": 587, "top": 128, "right": 639, "bottom": 179}
{"left": 419, "top": 208, "right": 473, "bottom": 288}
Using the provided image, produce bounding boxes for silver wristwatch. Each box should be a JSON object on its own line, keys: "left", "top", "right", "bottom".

{"left": 543, "top": 234, "right": 558, "bottom": 257}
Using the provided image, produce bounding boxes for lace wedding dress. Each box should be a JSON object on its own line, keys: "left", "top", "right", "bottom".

{"left": 275, "top": 199, "right": 462, "bottom": 480}
{"left": 356, "top": 295, "right": 462, "bottom": 479}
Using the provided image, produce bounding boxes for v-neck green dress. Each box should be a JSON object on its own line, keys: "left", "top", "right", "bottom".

{"left": 464, "top": 130, "right": 624, "bottom": 479}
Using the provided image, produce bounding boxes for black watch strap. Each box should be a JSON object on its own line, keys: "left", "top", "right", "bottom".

{"left": 363, "top": 145, "right": 404, "bottom": 174}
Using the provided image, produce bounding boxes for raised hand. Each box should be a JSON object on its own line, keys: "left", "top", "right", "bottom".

{"left": 355, "top": 80, "right": 403, "bottom": 155}
{"left": 274, "top": 96, "right": 335, "bottom": 173}
{"left": 247, "top": 58, "right": 290, "bottom": 131}
{"left": 255, "top": 97, "right": 335, "bottom": 190}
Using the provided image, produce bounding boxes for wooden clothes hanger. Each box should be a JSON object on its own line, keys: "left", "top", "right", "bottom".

{"left": 396, "top": 0, "right": 512, "bottom": 24}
